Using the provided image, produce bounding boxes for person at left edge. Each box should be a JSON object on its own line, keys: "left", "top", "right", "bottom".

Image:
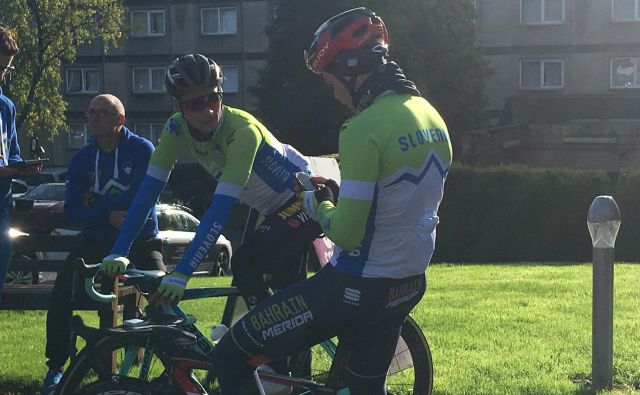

{"left": 0, "top": 25, "right": 42, "bottom": 302}
{"left": 41, "top": 94, "right": 165, "bottom": 395}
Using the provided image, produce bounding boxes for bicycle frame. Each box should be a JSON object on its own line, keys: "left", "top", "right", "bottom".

{"left": 72, "top": 265, "right": 429, "bottom": 395}
{"left": 147, "top": 291, "right": 346, "bottom": 393}
{"left": 78, "top": 272, "right": 346, "bottom": 394}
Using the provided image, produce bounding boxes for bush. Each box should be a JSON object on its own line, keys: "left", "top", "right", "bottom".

{"left": 431, "top": 164, "right": 635, "bottom": 262}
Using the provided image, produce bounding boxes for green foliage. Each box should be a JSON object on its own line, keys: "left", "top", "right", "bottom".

{"left": 432, "top": 165, "right": 640, "bottom": 262}
{"left": 253, "top": 0, "right": 489, "bottom": 155}
{"left": 0, "top": 0, "right": 124, "bottom": 138}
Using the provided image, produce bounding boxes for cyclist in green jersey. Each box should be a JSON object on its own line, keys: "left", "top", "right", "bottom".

{"left": 101, "top": 54, "right": 321, "bottom": 309}
{"left": 210, "top": 8, "right": 453, "bottom": 394}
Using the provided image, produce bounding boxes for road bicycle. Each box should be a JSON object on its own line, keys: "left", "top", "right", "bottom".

{"left": 54, "top": 259, "right": 434, "bottom": 395}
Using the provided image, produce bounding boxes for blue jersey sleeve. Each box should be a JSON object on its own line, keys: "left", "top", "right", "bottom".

{"left": 173, "top": 193, "right": 236, "bottom": 277}
{"left": 110, "top": 174, "right": 166, "bottom": 256}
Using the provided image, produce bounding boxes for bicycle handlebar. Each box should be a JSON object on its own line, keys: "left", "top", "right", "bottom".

{"left": 75, "top": 258, "right": 118, "bottom": 303}
{"left": 85, "top": 274, "right": 117, "bottom": 303}
{"left": 75, "top": 258, "right": 167, "bottom": 304}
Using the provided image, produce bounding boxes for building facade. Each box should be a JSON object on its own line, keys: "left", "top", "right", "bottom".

{"left": 468, "top": 0, "right": 640, "bottom": 170}
{"left": 35, "top": 0, "right": 272, "bottom": 166}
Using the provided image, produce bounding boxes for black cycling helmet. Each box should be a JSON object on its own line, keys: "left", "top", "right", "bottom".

{"left": 304, "top": 8, "right": 388, "bottom": 76}
{"left": 165, "top": 54, "right": 223, "bottom": 99}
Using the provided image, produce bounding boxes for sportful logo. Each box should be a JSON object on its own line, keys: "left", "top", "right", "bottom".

{"left": 343, "top": 288, "right": 361, "bottom": 306}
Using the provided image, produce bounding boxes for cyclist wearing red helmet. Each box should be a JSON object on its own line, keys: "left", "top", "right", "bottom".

{"left": 211, "top": 8, "right": 452, "bottom": 395}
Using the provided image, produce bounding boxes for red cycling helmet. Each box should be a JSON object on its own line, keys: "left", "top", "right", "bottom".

{"left": 304, "top": 8, "right": 389, "bottom": 76}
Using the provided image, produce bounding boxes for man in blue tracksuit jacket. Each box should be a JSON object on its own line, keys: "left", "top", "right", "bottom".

{"left": 41, "top": 94, "right": 166, "bottom": 395}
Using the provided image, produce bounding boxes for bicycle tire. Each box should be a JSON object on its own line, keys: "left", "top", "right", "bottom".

{"left": 56, "top": 335, "right": 180, "bottom": 395}
{"left": 74, "top": 377, "right": 151, "bottom": 395}
{"left": 288, "top": 315, "right": 433, "bottom": 395}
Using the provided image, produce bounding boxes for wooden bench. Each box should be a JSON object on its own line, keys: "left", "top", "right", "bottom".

{"left": 1, "top": 234, "right": 141, "bottom": 328}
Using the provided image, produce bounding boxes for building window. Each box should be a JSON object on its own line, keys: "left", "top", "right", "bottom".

{"left": 132, "top": 67, "right": 166, "bottom": 93}
{"left": 134, "top": 123, "right": 164, "bottom": 145}
{"left": 69, "top": 123, "right": 87, "bottom": 149}
{"left": 611, "top": 57, "right": 640, "bottom": 88}
{"left": 612, "top": 0, "right": 640, "bottom": 21}
{"left": 67, "top": 68, "right": 99, "bottom": 93}
{"left": 201, "top": 7, "right": 237, "bottom": 35}
{"left": 131, "top": 10, "right": 165, "bottom": 37}
{"left": 520, "top": 59, "right": 564, "bottom": 89}
{"left": 471, "top": 0, "right": 478, "bottom": 21}
{"left": 521, "top": 0, "right": 564, "bottom": 24}
{"left": 221, "top": 65, "right": 239, "bottom": 93}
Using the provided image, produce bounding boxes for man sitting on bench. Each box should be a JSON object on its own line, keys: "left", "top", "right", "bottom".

{"left": 41, "top": 94, "right": 165, "bottom": 395}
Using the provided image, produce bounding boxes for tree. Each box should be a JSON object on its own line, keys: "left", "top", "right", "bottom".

{"left": 0, "top": 0, "right": 124, "bottom": 139}
{"left": 252, "top": 0, "right": 490, "bottom": 155}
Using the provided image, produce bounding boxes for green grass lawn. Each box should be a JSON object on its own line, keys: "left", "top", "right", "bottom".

{"left": 1, "top": 263, "right": 639, "bottom": 395}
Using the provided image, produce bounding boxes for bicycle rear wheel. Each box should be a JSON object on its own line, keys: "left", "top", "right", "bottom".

{"left": 56, "top": 335, "right": 180, "bottom": 395}
{"left": 288, "top": 316, "right": 433, "bottom": 395}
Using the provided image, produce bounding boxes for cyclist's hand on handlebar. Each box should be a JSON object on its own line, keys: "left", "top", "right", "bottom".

{"left": 149, "top": 272, "right": 189, "bottom": 306}
{"left": 101, "top": 255, "right": 130, "bottom": 277}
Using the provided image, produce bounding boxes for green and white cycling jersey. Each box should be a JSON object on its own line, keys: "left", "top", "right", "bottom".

{"left": 306, "top": 93, "right": 452, "bottom": 279}
{"left": 149, "top": 106, "right": 310, "bottom": 215}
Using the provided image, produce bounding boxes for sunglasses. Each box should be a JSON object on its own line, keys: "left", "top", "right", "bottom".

{"left": 179, "top": 92, "right": 223, "bottom": 112}
{"left": 85, "top": 109, "right": 117, "bottom": 119}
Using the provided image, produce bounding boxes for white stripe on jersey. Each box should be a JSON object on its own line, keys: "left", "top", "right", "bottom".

{"left": 216, "top": 182, "right": 243, "bottom": 198}
{"left": 340, "top": 179, "right": 375, "bottom": 201}
{"left": 147, "top": 163, "right": 171, "bottom": 182}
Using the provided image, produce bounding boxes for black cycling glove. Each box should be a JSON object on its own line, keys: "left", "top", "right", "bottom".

{"left": 314, "top": 185, "right": 335, "bottom": 205}
{"left": 323, "top": 179, "right": 340, "bottom": 201}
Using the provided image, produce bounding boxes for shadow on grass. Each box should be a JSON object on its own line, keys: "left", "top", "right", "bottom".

{"left": 0, "top": 378, "right": 40, "bottom": 395}
{"left": 430, "top": 261, "right": 640, "bottom": 267}
{"left": 569, "top": 371, "right": 640, "bottom": 395}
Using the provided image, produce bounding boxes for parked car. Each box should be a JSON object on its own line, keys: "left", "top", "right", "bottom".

{"left": 156, "top": 204, "right": 232, "bottom": 276}
{"left": 14, "top": 166, "right": 68, "bottom": 188}
{"left": 5, "top": 228, "right": 38, "bottom": 285}
{"left": 6, "top": 203, "right": 233, "bottom": 285}
{"left": 11, "top": 179, "right": 28, "bottom": 199}
{"left": 12, "top": 182, "right": 65, "bottom": 211}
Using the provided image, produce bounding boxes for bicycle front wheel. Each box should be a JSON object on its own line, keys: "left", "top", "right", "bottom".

{"left": 74, "top": 377, "right": 152, "bottom": 395}
{"left": 56, "top": 335, "right": 181, "bottom": 395}
{"left": 288, "top": 315, "right": 433, "bottom": 395}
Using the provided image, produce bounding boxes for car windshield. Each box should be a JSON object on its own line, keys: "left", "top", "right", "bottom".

{"left": 17, "top": 170, "right": 67, "bottom": 186}
{"left": 22, "top": 184, "right": 66, "bottom": 201}
{"left": 158, "top": 208, "right": 200, "bottom": 232}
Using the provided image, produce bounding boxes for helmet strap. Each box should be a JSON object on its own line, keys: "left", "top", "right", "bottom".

{"left": 332, "top": 73, "right": 359, "bottom": 108}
